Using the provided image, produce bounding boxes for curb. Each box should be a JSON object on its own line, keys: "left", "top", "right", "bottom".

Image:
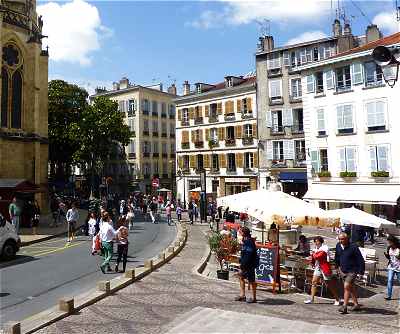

{"left": 4, "top": 223, "right": 188, "bottom": 334}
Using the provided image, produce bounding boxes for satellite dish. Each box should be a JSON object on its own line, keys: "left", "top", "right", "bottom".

{"left": 372, "top": 46, "right": 393, "bottom": 66}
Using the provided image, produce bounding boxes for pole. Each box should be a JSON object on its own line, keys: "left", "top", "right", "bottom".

{"left": 183, "top": 176, "right": 186, "bottom": 210}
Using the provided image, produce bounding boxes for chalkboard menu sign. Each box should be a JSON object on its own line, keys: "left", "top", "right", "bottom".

{"left": 255, "top": 246, "right": 279, "bottom": 285}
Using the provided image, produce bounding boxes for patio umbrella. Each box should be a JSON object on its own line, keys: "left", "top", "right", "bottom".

{"left": 157, "top": 188, "right": 171, "bottom": 192}
{"left": 325, "top": 207, "right": 396, "bottom": 229}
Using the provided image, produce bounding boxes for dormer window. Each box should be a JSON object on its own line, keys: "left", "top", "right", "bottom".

{"left": 227, "top": 78, "right": 233, "bottom": 87}
{"left": 196, "top": 84, "right": 202, "bottom": 94}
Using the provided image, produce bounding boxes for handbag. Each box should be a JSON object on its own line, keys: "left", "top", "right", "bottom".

{"left": 93, "top": 234, "right": 101, "bottom": 252}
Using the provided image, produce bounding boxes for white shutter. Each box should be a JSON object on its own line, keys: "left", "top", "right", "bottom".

{"left": 125, "top": 100, "right": 129, "bottom": 113}
{"left": 343, "top": 105, "right": 353, "bottom": 129}
{"left": 375, "top": 101, "right": 386, "bottom": 127}
{"left": 316, "top": 109, "right": 325, "bottom": 132}
{"left": 346, "top": 147, "right": 357, "bottom": 172}
{"left": 338, "top": 148, "right": 346, "bottom": 172}
{"left": 377, "top": 145, "right": 389, "bottom": 172}
{"left": 266, "top": 141, "right": 273, "bottom": 159}
{"left": 366, "top": 102, "right": 376, "bottom": 127}
{"left": 266, "top": 110, "right": 272, "bottom": 128}
{"left": 351, "top": 63, "right": 363, "bottom": 85}
{"left": 282, "top": 108, "right": 293, "bottom": 126}
{"left": 300, "top": 49, "right": 307, "bottom": 64}
{"left": 325, "top": 70, "right": 334, "bottom": 89}
{"left": 337, "top": 106, "right": 344, "bottom": 130}
{"left": 306, "top": 75, "right": 314, "bottom": 93}
{"left": 283, "top": 51, "right": 290, "bottom": 66}
{"left": 269, "top": 80, "right": 281, "bottom": 97}
{"left": 311, "top": 150, "right": 319, "bottom": 172}
{"left": 369, "top": 146, "right": 377, "bottom": 172}
{"left": 284, "top": 140, "right": 294, "bottom": 159}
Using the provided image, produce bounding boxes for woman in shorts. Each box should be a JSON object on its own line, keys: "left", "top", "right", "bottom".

{"left": 304, "top": 236, "right": 340, "bottom": 305}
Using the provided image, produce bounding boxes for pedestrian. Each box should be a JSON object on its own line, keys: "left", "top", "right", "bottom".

{"left": 304, "top": 236, "right": 340, "bottom": 305}
{"left": 50, "top": 197, "right": 58, "bottom": 227}
{"left": 115, "top": 217, "right": 129, "bottom": 273}
{"left": 294, "top": 235, "right": 311, "bottom": 256}
{"left": 335, "top": 232, "right": 365, "bottom": 314}
{"left": 8, "top": 197, "right": 21, "bottom": 234}
{"left": 98, "top": 212, "right": 116, "bottom": 274}
{"left": 176, "top": 203, "right": 182, "bottom": 222}
{"left": 120, "top": 200, "right": 127, "bottom": 217}
{"left": 31, "top": 200, "right": 41, "bottom": 235}
{"left": 193, "top": 201, "right": 199, "bottom": 222}
{"left": 165, "top": 201, "right": 173, "bottom": 226}
{"left": 188, "top": 200, "right": 194, "bottom": 225}
{"left": 88, "top": 212, "right": 98, "bottom": 239}
{"left": 57, "top": 200, "right": 66, "bottom": 227}
{"left": 235, "top": 226, "right": 258, "bottom": 303}
{"left": 384, "top": 235, "right": 400, "bottom": 300}
{"left": 149, "top": 197, "right": 158, "bottom": 224}
{"left": 126, "top": 205, "right": 135, "bottom": 230}
{"left": 66, "top": 203, "right": 79, "bottom": 242}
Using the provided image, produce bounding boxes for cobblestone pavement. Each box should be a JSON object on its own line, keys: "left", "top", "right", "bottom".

{"left": 38, "top": 225, "right": 399, "bottom": 334}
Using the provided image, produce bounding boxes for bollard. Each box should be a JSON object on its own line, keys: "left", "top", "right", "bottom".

{"left": 125, "top": 268, "right": 135, "bottom": 279}
{"left": 4, "top": 322, "right": 20, "bottom": 334}
{"left": 59, "top": 298, "right": 74, "bottom": 314}
{"left": 167, "top": 246, "right": 174, "bottom": 253}
{"left": 158, "top": 253, "right": 166, "bottom": 261}
{"left": 97, "top": 281, "right": 111, "bottom": 293}
{"left": 174, "top": 241, "right": 180, "bottom": 247}
{"left": 144, "top": 259, "right": 153, "bottom": 270}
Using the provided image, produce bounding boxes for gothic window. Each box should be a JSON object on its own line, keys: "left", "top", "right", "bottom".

{"left": 1, "top": 43, "right": 23, "bottom": 129}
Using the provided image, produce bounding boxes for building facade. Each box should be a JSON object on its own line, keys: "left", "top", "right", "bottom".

{"left": 0, "top": 0, "right": 49, "bottom": 209}
{"left": 175, "top": 76, "right": 257, "bottom": 207}
{"left": 301, "top": 32, "right": 400, "bottom": 222}
{"left": 91, "top": 78, "right": 176, "bottom": 194}
{"left": 255, "top": 19, "right": 370, "bottom": 197}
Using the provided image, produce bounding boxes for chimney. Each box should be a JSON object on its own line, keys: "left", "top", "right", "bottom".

{"left": 332, "top": 19, "right": 342, "bottom": 37}
{"left": 112, "top": 82, "right": 120, "bottom": 90}
{"left": 366, "top": 24, "right": 382, "bottom": 43}
{"left": 95, "top": 87, "right": 107, "bottom": 94}
{"left": 343, "top": 22, "right": 352, "bottom": 36}
{"left": 183, "top": 81, "right": 190, "bottom": 96}
{"left": 119, "top": 77, "right": 129, "bottom": 89}
{"left": 167, "top": 83, "right": 177, "bottom": 95}
{"left": 262, "top": 36, "right": 274, "bottom": 51}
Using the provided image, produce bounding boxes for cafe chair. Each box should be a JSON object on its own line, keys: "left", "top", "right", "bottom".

{"left": 280, "top": 266, "right": 296, "bottom": 291}
{"left": 303, "top": 268, "right": 326, "bottom": 297}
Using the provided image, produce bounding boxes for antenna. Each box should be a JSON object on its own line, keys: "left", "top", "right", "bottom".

{"left": 255, "top": 19, "right": 270, "bottom": 37}
{"left": 396, "top": 0, "right": 400, "bottom": 21}
{"left": 350, "top": 0, "right": 373, "bottom": 25}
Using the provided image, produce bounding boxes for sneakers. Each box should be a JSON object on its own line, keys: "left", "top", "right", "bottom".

{"left": 334, "top": 300, "right": 341, "bottom": 306}
{"left": 384, "top": 296, "right": 392, "bottom": 300}
{"left": 246, "top": 298, "right": 257, "bottom": 304}
{"left": 304, "top": 299, "right": 314, "bottom": 304}
{"left": 234, "top": 296, "right": 246, "bottom": 302}
{"left": 339, "top": 306, "right": 348, "bottom": 314}
{"left": 351, "top": 304, "right": 361, "bottom": 312}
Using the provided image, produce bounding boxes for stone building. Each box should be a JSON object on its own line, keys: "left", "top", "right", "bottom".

{"left": 91, "top": 79, "right": 177, "bottom": 194}
{"left": 0, "top": 0, "right": 49, "bottom": 212}
{"left": 175, "top": 76, "right": 257, "bottom": 207}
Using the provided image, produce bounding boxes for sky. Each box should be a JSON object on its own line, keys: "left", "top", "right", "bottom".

{"left": 37, "top": 0, "right": 400, "bottom": 94}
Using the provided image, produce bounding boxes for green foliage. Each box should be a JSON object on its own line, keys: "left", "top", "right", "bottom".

{"left": 340, "top": 171, "right": 357, "bottom": 178}
{"left": 208, "top": 232, "right": 240, "bottom": 271}
{"left": 371, "top": 171, "right": 389, "bottom": 177}
{"left": 317, "top": 171, "right": 331, "bottom": 177}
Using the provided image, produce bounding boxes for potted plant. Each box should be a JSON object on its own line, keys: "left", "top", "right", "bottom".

{"left": 208, "top": 232, "right": 239, "bottom": 280}
{"left": 340, "top": 171, "right": 357, "bottom": 181}
{"left": 317, "top": 170, "right": 331, "bottom": 181}
{"left": 371, "top": 170, "right": 389, "bottom": 182}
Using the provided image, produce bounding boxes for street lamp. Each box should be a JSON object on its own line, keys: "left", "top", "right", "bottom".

{"left": 372, "top": 45, "right": 400, "bottom": 87}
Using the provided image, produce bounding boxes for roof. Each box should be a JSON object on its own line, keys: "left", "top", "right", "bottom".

{"left": 191, "top": 76, "right": 256, "bottom": 95}
{"left": 90, "top": 84, "right": 176, "bottom": 99}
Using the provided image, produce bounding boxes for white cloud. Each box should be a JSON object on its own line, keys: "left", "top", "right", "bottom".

{"left": 49, "top": 74, "right": 113, "bottom": 95}
{"left": 189, "top": 0, "right": 331, "bottom": 29}
{"left": 373, "top": 11, "right": 400, "bottom": 34}
{"left": 37, "top": 0, "right": 112, "bottom": 66}
{"left": 287, "top": 31, "right": 328, "bottom": 46}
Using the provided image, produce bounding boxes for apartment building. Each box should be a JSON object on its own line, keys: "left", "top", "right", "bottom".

{"left": 175, "top": 76, "right": 257, "bottom": 206}
{"left": 300, "top": 32, "right": 400, "bottom": 222}
{"left": 255, "top": 19, "right": 367, "bottom": 197}
{"left": 91, "top": 78, "right": 177, "bottom": 194}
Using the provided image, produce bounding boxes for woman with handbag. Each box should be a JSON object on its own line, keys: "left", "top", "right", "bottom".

{"left": 384, "top": 235, "right": 400, "bottom": 300}
{"left": 115, "top": 217, "right": 129, "bottom": 273}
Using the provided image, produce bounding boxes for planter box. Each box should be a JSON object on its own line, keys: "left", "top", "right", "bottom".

{"left": 318, "top": 177, "right": 331, "bottom": 182}
{"left": 342, "top": 177, "right": 356, "bottom": 182}
{"left": 372, "top": 177, "right": 390, "bottom": 183}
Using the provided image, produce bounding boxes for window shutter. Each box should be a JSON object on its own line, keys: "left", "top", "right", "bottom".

{"left": 253, "top": 152, "right": 259, "bottom": 167}
{"left": 189, "top": 155, "right": 196, "bottom": 168}
{"left": 266, "top": 141, "right": 273, "bottom": 159}
{"left": 189, "top": 107, "right": 195, "bottom": 119}
{"left": 282, "top": 108, "right": 293, "bottom": 127}
{"left": 178, "top": 156, "right": 183, "bottom": 169}
{"left": 337, "top": 106, "right": 344, "bottom": 130}
{"left": 191, "top": 130, "right": 195, "bottom": 142}
{"left": 376, "top": 101, "right": 386, "bottom": 127}
{"left": 306, "top": 75, "right": 315, "bottom": 93}
{"left": 369, "top": 146, "right": 377, "bottom": 172}
{"left": 351, "top": 63, "right": 363, "bottom": 85}
{"left": 198, "top": 129, "right": 204, "bottom": 141}
{"left": 199, "top": 105, "right": 203, "bottom": 117}
{"left": 205, "top": 105, "right": 209, "bottom": 117}
{"left": 178, "top": 109, "right": 182, "bottom": 121}
{"left": 377, "top": 145, "right": 389, "bottom": 172}
{"left": 311, "top": 151, "right": 319, "bottom": 173}
{"left": 204, "top": 154, "right": 210, "bottom": 168}
{"left": 346, "top": 147, "right": 357, "bottom": 172}
{"left": 236, "top": 153, "right": 244, "bottom": 168}
{"left": 224, "top": 101, "right": 229, "bottom": 115}
{"left": 252, "top": 123, "right": 257, "bottom": 137}
{"left": 205, "top": 128, "right": 210, "bottom": 141}
{"left": 218, "top": 127, "right": 225, "bottom": 141}
{"left": 283, "top": 140, "right": 294, "bottom": 159}
{"left": 283, "top": 51, "right": 289, "bottom": 66}
{"left": 343, "top": 105, "right": 353, "bottom": 129}
{"left": 338, "top": 148, "right": 346, "bottom": 172}
{"left": 325, "top": 70, "right": 334, "bottom": 89}
{"left": 235, "top": 125, "right": 242, "bottom": 139}
{"left": 217, "top": 102, "right": 222, "bottom": 115}
{"left": 317, "top": 109, "right": 325, "bottom": 132}
{"left": 247, "top": 97, "right": 252, "bottom": 112}
{"left": 236, "top": 100, "right": 242, "bottom": 113}
{"left": 182, "top": 131, "right": 188, "bottom": 143}
{"left": 266, "top": 110, "right": 272, "bottom": 128}
{"left": 219, "top": 154, "right": 227, "bottom": 168}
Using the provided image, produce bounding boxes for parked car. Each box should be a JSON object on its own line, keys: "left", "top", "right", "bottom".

{"left": 0, "top": 214, "right": 21, "bottom": 260}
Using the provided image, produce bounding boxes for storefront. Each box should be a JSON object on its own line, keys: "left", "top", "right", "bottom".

{"left": 278, "top": 172, "right": 308, "bottom": 198}
{"left": 223, "top": 177, "right": 257, "bottom": 196}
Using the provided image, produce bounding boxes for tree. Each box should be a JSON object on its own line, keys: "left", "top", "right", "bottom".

{"left": 48, "top": 80, "right": 88, "bottom": 181}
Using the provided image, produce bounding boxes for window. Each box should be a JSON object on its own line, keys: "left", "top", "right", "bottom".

{"left": 244, "top": 124, "right": 253, "bottom": 138}
{"left": 210, "top": 103, "right": 218, "bottom": 118}
{"left": 273, "top": 141, "right": 284, "bottom": 160}
{"left": 197, "top": 154, "right": 204, "bottom": 170}
{"left": 336, "top": 104, "right": 354, "bottom": 134}
{"left": 162, "top": 142, "right": 167, "bottom": 154}
{"left": 152, "top": 120, "right": 158, "bottom": 132}
{"left": 290, "top": 51, "right": 297, "bottom": 67}
{"left": 143, "top": 141, "right": 151, "bottom": 153}
{"left": 143, "top": 163, "right": 151, "bottom": 176}
{"left": 170, "top": 143, "right": 174, "bottom": 154}
{"left": 1, "top": 67, "right": 8, "bottom": 127}
{"left": 300, "top": 49, "right": 307, "bottom": 64}
{"left": 153, "top": 162, "right": 159, "bottom": 174}
{"left": 161, "top": 122, "right": 167, "bottom": 134}
{"left": 153, "top": 142, "right": 159, "bottom": 153}
{"left": 267, "top": 52, "right": 281, "bottom": 69}
{"left": 336, "top": 66, "right": 351, "bottom": 91}
{"left": 169, "top": 104, "right": 176, "bottom": 118}
{"left": 227, "top": 153, "right": 236, "bottom": 171}
{"left": 283, "top": 51, "right": 290, "bottom": 66}
{"left": 295, "top": 140, "right": 306, "bottom": 161}
{"left": 128, "top": 118, "right": 135, "bottom": 132}
{"left": 364, "top": 61, "right": 383, "bottom": 86}
{"left": 369, "top": 145, "right": 389, "bottom": 172}
{"left": 338, "top": 147, "right": 357, "bottom": 172}
{"left": 313, "top": 47, "right": 319, "bottom": 61}
{"left": 227, "top": 126, "right": 235, "bottom": 139}
{"left": 183, "top": 156, "right": 189, "bottom": 170}
{"left": 212, "top": 154, "right": 219, "bottom": 170}
{"left": 271, "top": 110, "right": 283, "bottom": 133}
{"left": 152, "top": 101, "right": 158, "bottom": 114}
{"left": 241, "top": 98, "right": 250, "bottom": 114}
{"left": 161, "top": 102, "right": 166, "bottom": 115}
{"left": 128, "top": 99, "right": 136, "bottom": 115}
{"left": 290, "top": 78, "right": 302, "bottom": 99}
{"left": 325, "top": 70, "right": 334, "bottom": 89}
{"left": 306, "top": 75, "right": 314, "bottom": 93}
{"left": 366, "top": 100, "right": 386, "bottom": 131}
{"left": 315, "top": 72, "right": 324, "bottom": 94}
{"left": 320, "top": 149, "right": 328, "bottom": 171}
{"left": 306, "top": 48, "right": 312, "bottom": 63}
{"left": 292, "top": 108, "right": 303, "bottom": 132}
{"left": 269, "top": 79, "right": 282, "bottom": 99}
{"left": 210, "top": 128, "right": 218, "bottom": 141}
{"left": 182, "top": 108, "right": 189, "bottom": 123}
{"left": 143, "top": 119, "right": 149, "bottom": 132}
{"left": 245, "top": 152, "right": 254, "bottom": 169}
{"left": 170, "top": 123, "right": 174, "bottom": 135}
{"left": 143, "top": 99, "right": 150, "bottom": 113}
{"left": 128, "top": 140, "right": 135, "bottom": 153}
{"left": 162, "top": 162, "right": 168, "bottom": 175}
{"left": 351, "top": 63, "right": 363, "bottom": 85}
{"left": 311, "top": 149, "right": 329, "bottom": 172}
{"left": 324, "top": 45, "right": 332, "bottom": 58}
{"left": 316, "top": 108, "right": 326, "bottom": 135}
{"left": 195, "top": 106, "right": 202, "bottom": 119}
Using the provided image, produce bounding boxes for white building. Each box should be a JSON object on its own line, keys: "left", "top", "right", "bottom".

{"left": 300, "top": 32, "right": 400, "bottom": 222}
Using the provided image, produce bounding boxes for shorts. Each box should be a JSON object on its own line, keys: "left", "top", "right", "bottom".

{"left": 339, "top": 270, "right": 357, "bottom": 284}
{"left": 239, "top": 268, "right": 256, "bottom": 283}
{"left": 313, "top": 267, "right": 333, "bottom": 281}
{"left": 68, "top": 221, "right": 76, "bottom": 234}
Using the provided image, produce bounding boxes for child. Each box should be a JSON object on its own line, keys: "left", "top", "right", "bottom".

{"left": 176, "top": 203, "right": 182, "bottom": 222}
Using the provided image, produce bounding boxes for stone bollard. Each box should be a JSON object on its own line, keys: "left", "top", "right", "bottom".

{"left": 144, "top": 259, "right": 153, "bottom": 270}
{"left": 97, "top": 281, "right": 110, "bottom": 293}
{"left": 4, "top": 322, "right": 20, "bottom": 334}
{"left": 59, "top": 298, "right": 74, "bottom": 314}
{"left": 174, "top": 241, "right": 180, "bottom": 247}
{"left": 167, "top": 246, "right": 174, "bottom": 253}
{"left": 158, "top": 253, "right": 166, "bottom": 261}
{"left": 125, "top": 269, "right": 135, "bottom": 279}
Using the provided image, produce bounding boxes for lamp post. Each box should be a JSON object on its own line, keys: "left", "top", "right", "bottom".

{"left": 372, "top": 45, "right": 400, "bottom": 87}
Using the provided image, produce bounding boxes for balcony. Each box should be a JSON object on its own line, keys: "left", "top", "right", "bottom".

{"left": 152, "top": 111, "right": 158, "bottom": 117}
{"left": 143, "top": 152, "right": 150, "bottom": 158}
{"left": 208, "top": 139, "right": 219, "bottom": 148}
{"left": 271, "top": 160, "right": 287, "bottom": 168}
{"left": 127, "top": 111, "right": 136, "bottom": 117}
{"left": 225, "top": 138, "right": 236, "bottom": 147}
{"left": 153, "top": 152, "right": 159, "bottom": 157}
{"left": 194, "top": 117, "right": 204, "bottom": 125}
{"left": 181, "top": 120, "right": 190, "bottom": 127}
{"left": 182, "top": 168, "right": 190, "bottom": 174}
{"left": 364, "top": 77, "right": 384, "bottom": 89}
{"left": 244, "top": 167, "right": 256, "bottom": 174}
{"left": 169, "top": 113, "right": 175, "bottom": 119}
{"left": 209, "top": 168, "right": 220, "bottom": 174}
{"left": 335, "top": 85, "right": 352, "bottom": 94}
{"left": 131, "top": 132, "right": 136, "bottom": 138}
{"left": 270, "top": 126, "right": 284, "bottom": 135}
{"left": 128, "top": 153, "right": 136, "bottom": 159}
{"left": 143, "top": 110, "right": 149, "bottom": 115}
{"left": 143, "top": 130, "right": 150, "bottom": 136}
{"left": 294, "top": 155, "right": 307, "bottom": 167}
{"left": 181, "top": 142, "right": 190, "bottom": 149}
{"left": 289, "top": 95, "right": 302, "bottom": 103}
{"left": 162, "top": 153, "right": 168, "bottom": 158}
{"left": 144, "top": 174, "right": 150, "bottom": 178}
{"left": 291, "top": 124, "right": 304, "bottom": 134}
{"left": 194, "top": 141, "right": 204, "bottom": 148}
{"left": 269, "top": 97, "right": 284, "bottom": 106}
{"left": 208, "top": 114, "right": 218, "bottom": 123}
{"left": 170, "top": 153, "right": 176, "bottom": 158}
{"left": 242, "top": 136, "right": 254, "bottom": 145}
{"left": 224, "top": 113, "right": 235, "bottom": 121}
{"left": 152, "top": 131, "right": 159, "bottom": 137}
{"left": 195, "top": 167, "right": 205, "bottom": 174}
{"left": 226, "top": 167, "right": 237, "bottom": 174}
{"left": 241, "top": 112, "right": 253, "bottom": 119}
{"left": 170, "top": 133, "right": 175, "bottom": 138}
{"left": 161, "top": 113, "right": 167, "bottom": 118}
{"left": 162, "top": 132, "right": 167, "bottom": 137}
{"left": 267, "top": 68, "right": 282, "bottom": 78}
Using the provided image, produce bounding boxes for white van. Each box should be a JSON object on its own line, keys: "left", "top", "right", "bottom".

{"left": 0, "top": 214, "right": 21, "bottom": 260}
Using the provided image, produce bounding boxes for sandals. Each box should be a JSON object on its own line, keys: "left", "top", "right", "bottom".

{"left": 234, "top": 296, "right": 246, "bottom": 302}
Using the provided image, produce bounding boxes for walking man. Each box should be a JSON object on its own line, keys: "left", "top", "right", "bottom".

{"left": 149, "top": 197, "right": 158, "bottom": 224}
{"left": 335, "top": 232, "right": 365, "bottom": 314}
{"left": 188, "top": 200, "right": 194, "bottom": 225}
{"left": 99, "top": 212, "right": 116, "bottom": 274}
{"left": 8, "top": 197, "right": 21, "bottom": 234}
{"left": 66, "top": 203, "right": 79, "bottom": 242}
{"left": 165, "top": 201, "right": 173, "bottom": 226}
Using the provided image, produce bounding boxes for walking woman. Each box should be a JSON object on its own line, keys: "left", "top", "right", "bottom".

{"left": 31, "top": 200, "right": 41, "bottom": 235}
{"left": 66, "top": 203, "right": 79, "bottom": 242}
{"left": 99, "top": 212, "right": 116, "bottom": 274}
{"left": 384, "top": 235, "right": 400, "bottom": 300}
{"left": 126, "top": 204, "right": 135, "bottom": 230}
{"left": 88, "top": 212, "right": 98, "bottom": 239}
{"left": 304, "top": 236, "right": 340, "bottom": 305}
{"left": 115, "top": 217, "right": 129, "bottom": 273}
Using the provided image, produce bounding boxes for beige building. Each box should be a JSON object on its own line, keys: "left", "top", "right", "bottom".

{"left": 0, "top": 0, "right": 49, "bottom": 211}
{"left": 91, "top": 78, "right": 177, "bottom": 193}
{"left": 175, "top": 76, "right": 257, "bottom": 206}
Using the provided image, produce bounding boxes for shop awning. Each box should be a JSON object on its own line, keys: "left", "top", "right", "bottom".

{"left": 279, "top": 172, "right": 307, "bottom": 183}
{"left": 304, "top": 183, "right": 400, "bottom": 205}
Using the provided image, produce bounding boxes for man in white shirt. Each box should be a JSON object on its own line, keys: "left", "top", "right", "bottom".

{"left": 99, "top": 213, "right": 116, "bottom": 274}
{"left": 66, "top": 203, "right": 79, "bottom": 242}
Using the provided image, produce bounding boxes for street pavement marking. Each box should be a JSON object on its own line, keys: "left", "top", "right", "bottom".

{"left": 20, "top": 241, "right": 86, "bottom": 257}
